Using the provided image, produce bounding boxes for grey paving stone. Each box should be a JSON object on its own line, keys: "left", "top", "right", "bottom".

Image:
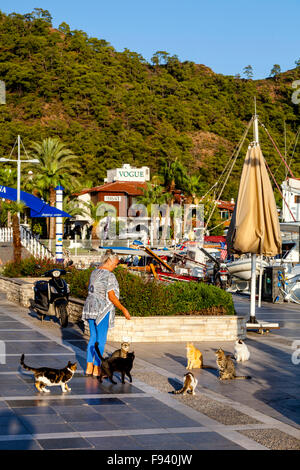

{"left": 0, "top": 439, "right": 41, "bottom": 450}
{"left": 5, "top": 343, "right": 72, "bottom": 354}
{"left": 85, "top": 435, "right": 143, "bottom": 450}
{"left": 0, "top": 419, "right": 30, "bottom": 435}
{"left": 0, "top": 409, "right": 17, "bottom": 418}
{"left": 18, "top": 414, "right": 67, "bottom": 425}
{"left": 130, "top": 433, "right": 198, "bottom": 450}
{"left": 0, "top": 331, "right": 49, "bottom": 341}
{"left": 7, "top": 398, "right": 87, "bottom": 408}
{"left": 23, "top": 422, "right": 76, "bottom": 434}
{"left": 103, "top": 412, "right": 165, "bottom": 429}
{"left": 38, "top": 437, "right": 93, "bottom": 450}
{"left": 70, "top": 420, "right": 118, "bottom": 432}
{"left": 177, "top": 432, "right": 245, "bottom": 450}
{"left": 13, "top": 406, "right": 58, "bottom": 416}
{"left": 0, "top": 324, "right": 31, "bottom": 330}
{"left": 0, "top": 375, "right": 24, "bottom": 385}
{"left": 57, "top": 411, "right": 106, "bottom": 423}
{"left": 88, "top": 404, "right": 133, "bottom": 414}
{"left": 84, "top": 397, "right": 124, "bottom": 406}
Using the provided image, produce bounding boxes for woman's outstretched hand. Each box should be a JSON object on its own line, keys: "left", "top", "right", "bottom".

{"left": 123, "top": 308, "right": 131, "bottom": 320}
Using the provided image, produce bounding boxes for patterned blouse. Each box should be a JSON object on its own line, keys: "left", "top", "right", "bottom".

{"left": 82, "top": 268, "right": 119, "bottom": 329}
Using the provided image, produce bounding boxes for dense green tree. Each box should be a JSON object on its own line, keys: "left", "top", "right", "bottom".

{"left": 270, "top": 64, "right": 281, "bottom": 79}
{"left": 27, "top": 137, "right": 81, "bottom": 239}
{"left": 243, "top": 65, "right": 253, "bottom": 79}
{"left": 2, "top": 200, "right": 26, "bottom": 262}
{"left": 0, "top": 8, "right": 298, "bottom": 221}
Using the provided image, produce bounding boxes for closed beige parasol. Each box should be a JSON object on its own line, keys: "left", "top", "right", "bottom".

{"left": 227, "top": 143, "right": 282, "bottom": 257}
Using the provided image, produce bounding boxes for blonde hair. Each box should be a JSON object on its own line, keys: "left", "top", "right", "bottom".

{"left": 100, "top": 250, "right": 119, "bottom": 265}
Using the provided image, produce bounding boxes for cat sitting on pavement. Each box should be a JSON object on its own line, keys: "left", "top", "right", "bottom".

{"left": 234, "top": 339, "right": 250, "bottom": 362}
{"left": 172, "top": 372, "right": 198, "bottom": 396}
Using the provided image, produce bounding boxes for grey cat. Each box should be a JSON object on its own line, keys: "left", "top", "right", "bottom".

{"left": 215, "top": 348, "right": 251, "bottom": 380}
{"left": 111, "top": 341, "right": 130, "bottom": 359}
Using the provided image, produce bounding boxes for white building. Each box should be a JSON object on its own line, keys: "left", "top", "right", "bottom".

{"left": 104, "top": 164, "right": 150, "bottom": 183}
{"left": 282, "top": 178, "right": 300, "bottom": 222}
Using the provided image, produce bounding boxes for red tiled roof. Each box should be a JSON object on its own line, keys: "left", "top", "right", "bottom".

{"left": 76, "top": 181, "right": 148, "bottom": 196}
{"left": 217, "top": 200, "right": 235, "bottom": 211}
{"left": 204, "top": 236, "right": 226, "bottom": 243}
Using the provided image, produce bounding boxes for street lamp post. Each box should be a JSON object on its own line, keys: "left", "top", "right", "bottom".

{"left": 0, "top": 135, "right": 39, "bottom": 218}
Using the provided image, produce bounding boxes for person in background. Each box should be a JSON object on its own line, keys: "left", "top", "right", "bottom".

{"left": 82, "top": 252, "right": 131, "bottom": 377}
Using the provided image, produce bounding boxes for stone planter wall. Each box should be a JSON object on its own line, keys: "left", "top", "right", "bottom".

{"left": 0, "top": 276, "right": 246, "bottom": 342}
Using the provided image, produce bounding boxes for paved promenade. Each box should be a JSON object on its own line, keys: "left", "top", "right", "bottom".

{"left": 0, "top": 292, "right": 299, "bottom": 450}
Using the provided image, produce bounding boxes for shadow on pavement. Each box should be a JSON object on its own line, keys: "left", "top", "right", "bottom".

{"left": 241, "top": 337, "right": 300, "bottom": 427}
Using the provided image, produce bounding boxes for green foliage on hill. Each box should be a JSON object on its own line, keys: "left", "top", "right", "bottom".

{"left": 0, "top": 8, "right": 299, "bottom": 201}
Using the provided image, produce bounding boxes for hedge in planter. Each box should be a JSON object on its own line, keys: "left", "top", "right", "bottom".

{"left": 68, "top": 267, "right": 235, "bottom": 317}
{"left": 1, "top": 261, "right": 235, "bottom": 316}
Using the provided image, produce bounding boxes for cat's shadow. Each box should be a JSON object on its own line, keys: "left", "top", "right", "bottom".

{"left": 168, "top": 377, "right": 182, "bottom": 393}
{"left": 165, "top": 353, "right": 186, "bottom": 367}
{"left": 165, "top": 353, "right": 219, "bottom": 377}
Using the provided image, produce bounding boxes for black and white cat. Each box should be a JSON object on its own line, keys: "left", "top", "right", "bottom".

{"left": 234, "top": 340, "right": 250, "bottom": 362}
{"left": 173, "top": 372, "right": 198, "bottom": 395}
{"left": 20, "top": 354, "right": 77, "bottom": 393}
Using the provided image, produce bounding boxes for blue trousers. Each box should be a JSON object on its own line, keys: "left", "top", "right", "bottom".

{"left": 87, "top": 313, "right": 109, "bottom": 366}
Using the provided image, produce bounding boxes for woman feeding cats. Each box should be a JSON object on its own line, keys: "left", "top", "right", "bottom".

{"left": 82, "top": 252, "right": 131, "bottom": 377}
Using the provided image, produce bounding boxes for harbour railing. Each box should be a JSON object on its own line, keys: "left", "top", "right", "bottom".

{"left": 0, "top": 226, "right": 54, "bottom": 259}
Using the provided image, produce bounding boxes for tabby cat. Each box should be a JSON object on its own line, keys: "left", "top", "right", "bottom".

{"left": 186, "top": 342, "right": 216, "bottom": 370}
{"left": 173, "top": 372, "right": 198, "bottom": 395}
{"left": 20, "top": 354, "right": 77, "bottom": 393}
{"left": 215, "top": 348, "right": 251, "bottom": 380}
{"left": 94, "top": 342, "right": 135, "bottom": 384}
{"left": 111, "top": 341, "right": 130, "bottom": 359}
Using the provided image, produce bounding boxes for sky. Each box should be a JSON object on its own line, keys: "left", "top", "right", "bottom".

{"left": 0, "top": 0, "right": 300, "bottom": 79}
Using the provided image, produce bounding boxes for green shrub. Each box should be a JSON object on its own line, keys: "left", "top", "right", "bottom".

{"left": 1, "top": 260, "right": 235, "bottom": 316}
{"left": 67, "top": 266, "right": 235, "bottom": 316}
{"left": 2, "top": 256, "right": 66, "bottom": 278}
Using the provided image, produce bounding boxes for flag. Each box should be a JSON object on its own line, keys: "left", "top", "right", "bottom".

{"left": 220, "top": 242, "right": 227, "bottom": 260}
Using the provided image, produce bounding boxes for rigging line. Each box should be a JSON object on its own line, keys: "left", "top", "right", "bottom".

{"left": 205, "top": 117, "right": 253, "bottom": 229}
{"left": 8, "top": 137, "right": 17, "bottom": 159}
{"left": 273, "top": 126, "right": 300, "bottom": 178}
{"left": 202, "top": 117, "right": 254, "bottom": 202}
{"left": 263, "top": 156, "right": 296, "bottom": 223}
{"left": 259, "top": 120, "right": 295, "bottom": 178}
{"left": 288, "top": 127, "right": 300, "bottom": 170}
{"left": 212, "top": 119, "right": 252, "bottom": 193}
{"left": 20, "top": 137, "right": 30, "bottom": 159}
{"left": 199, "top": 181, "right": 218, "bottom": 202}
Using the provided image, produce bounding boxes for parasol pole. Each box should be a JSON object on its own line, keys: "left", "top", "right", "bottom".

{"left": 249, "top": 99, "right": 259, "bottom": 323}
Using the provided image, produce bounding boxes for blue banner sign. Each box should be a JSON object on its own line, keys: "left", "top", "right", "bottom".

{"left": 0, "top": 186, "right": 70, "bottom": 218}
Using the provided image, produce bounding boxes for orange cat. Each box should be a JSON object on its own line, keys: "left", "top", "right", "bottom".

{"left": 186, "top": 342, "right": 203, "bottom": 369}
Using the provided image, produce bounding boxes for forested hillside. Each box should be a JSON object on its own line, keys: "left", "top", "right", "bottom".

{"left": 0, "top": 8, "right": 299, "bottom": 200}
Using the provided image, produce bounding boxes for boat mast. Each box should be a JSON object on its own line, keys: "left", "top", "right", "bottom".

{"left": 249, "top": 98, "right": 259, "bottom": 323}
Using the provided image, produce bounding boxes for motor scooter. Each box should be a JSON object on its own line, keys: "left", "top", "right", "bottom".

{"left": 30, "top": 269, "right": 70, "bottom": 327}
{"left": 214, "top": 262, "right": 232, "bottom": 290}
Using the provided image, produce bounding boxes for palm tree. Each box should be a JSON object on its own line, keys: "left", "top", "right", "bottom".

{"left": 184, "top": 174, "right": 201, "bottom": 205}
{"left": 156, "top": 160, "right": 188, "bottom": 243}
{"left": 0, "top": 168, "right": 17, "bottom": 227}
{"left": 138, "top": 182, "right": 169, "bottom": 244}
{"left": 82, "top": 201, "right": 110, "bottom": 240}
{"left": 159, "top": 159, "right": 187, "bottom": 194}
{"left": 27, "top": 138, "right": 81, "bottom": 239}
{"left": 2, "top": 201, "right": 26, "bottom": 263}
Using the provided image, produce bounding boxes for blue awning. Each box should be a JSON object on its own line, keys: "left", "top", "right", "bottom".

{"left": 0, "top": 185, "right": 71, "bottom": 218}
